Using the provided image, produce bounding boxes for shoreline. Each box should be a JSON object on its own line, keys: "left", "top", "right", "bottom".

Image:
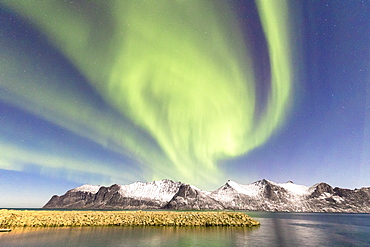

{"left": 0, "top": 210, "right": 260, "bottom": 227}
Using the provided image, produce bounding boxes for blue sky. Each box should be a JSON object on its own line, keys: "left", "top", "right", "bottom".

{"left": 0, "top": 1, "right": 369, "bottom": 207}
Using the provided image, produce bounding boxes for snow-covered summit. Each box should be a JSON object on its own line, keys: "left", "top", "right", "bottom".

{"left": 226, "top": 179, "right": 312, "bottom": 196}
{"left": 117, "top": 179, "right": 181, "bottom": 202}
{"left": 70, "top": 184, "right": 102, "bottom": 194}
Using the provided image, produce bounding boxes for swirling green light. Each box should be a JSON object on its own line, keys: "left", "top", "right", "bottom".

{"left": 2, "top": 0, "right": 292, "bottom": 188}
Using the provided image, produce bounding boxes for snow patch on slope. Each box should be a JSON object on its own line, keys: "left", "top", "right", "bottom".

{"left": 227, "top": 180, "right": 261, "bottom": 197}
{"left": 189, "top": 184, "right": 200, "bottom": 191}
{"left": 270, "top": 181, "right": 311, "bottom": 196}
{"left": 318, "top": 192, "right": 345, "bottom": 203}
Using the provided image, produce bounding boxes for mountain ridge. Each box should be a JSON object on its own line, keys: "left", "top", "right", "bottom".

{"left": 43, "top": 179, "right": 370, "bottom": 213}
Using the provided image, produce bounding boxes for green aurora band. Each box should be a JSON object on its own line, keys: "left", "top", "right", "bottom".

{"left": 1, "top": 0, "right": 292, "bottom": 188}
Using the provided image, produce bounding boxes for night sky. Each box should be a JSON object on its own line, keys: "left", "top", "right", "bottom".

{"left": 0, "top": 1, "right": 369, "bottom": 207}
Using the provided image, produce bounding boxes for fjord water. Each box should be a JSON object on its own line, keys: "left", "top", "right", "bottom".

{"left": 0, "top": 211, "right": 369, "bottom": 246}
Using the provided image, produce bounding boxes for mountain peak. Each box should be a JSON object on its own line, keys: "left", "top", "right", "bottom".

{"left": 310, "top": 182, "right": 334, "bottom": 198}
{"left": 70, "top": 184, "right": 102, "bottom": 194}
{"left": 253, "top": 179, "right": 272, "bottom": 186}
{"left": 44, "top": 179, "right": 370, "bottom": 213}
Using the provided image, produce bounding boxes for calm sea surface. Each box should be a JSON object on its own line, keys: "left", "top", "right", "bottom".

{"left": 0, "top": 210, "right": 369, "bottom": 246}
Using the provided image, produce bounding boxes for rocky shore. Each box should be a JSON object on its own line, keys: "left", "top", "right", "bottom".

{"left": 0, "top": 210, "right": 260, "bottom": 227}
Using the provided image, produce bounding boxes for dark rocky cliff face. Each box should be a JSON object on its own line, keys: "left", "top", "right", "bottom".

{"left": 43, "top": 191, "right": 96, "bottom": 209}
{"left": 43, "top": 179, "right": 370, "bottom": 213}
{"left": 164, "top": 184, "right": 224, "bottom": 210}
{"left": 310, "top": 183, "right": 334, "bottom": 198}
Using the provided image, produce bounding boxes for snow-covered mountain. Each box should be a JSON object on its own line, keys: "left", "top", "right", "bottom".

{"left": 44, "top": 179, "right": 182, "bottom": 209}
{"left": 43, "top": 179, "right": 370, "bottom": 213}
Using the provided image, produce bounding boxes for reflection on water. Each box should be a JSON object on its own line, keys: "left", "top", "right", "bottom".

{"left": 247, "top": 212, "right": 370, "bottom": 246}
{"left": 0, "top": 226, "right": 258, "bottom": 247}
{"left": 0, "top": 212, "right": 369, "bottom": 247}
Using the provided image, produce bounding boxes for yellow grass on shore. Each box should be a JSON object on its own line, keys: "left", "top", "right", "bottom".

{"left": 0, "top": 210, "right": 260, "bottom": 227}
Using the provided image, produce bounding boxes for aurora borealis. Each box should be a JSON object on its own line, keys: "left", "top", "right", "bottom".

{"left": 0, "top": 1, "right": 369, "bottom": 207}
